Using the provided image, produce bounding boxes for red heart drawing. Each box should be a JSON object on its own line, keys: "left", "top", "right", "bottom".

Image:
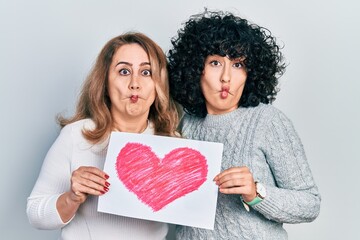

{"left": 116, "top": 142, "right": 208, "bottom": 211}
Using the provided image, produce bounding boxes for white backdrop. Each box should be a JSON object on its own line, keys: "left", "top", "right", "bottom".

{"left": 1, "top": 0, "right": 359, "bottom": 239}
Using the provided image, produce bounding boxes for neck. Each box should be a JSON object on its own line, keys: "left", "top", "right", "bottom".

{"left": 112, "top": 117, "right": 149, "bottom": 133}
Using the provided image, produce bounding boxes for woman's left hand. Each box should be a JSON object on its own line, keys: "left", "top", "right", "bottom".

{"left": 213, "top": 166, "right": 257, "bottom": 202}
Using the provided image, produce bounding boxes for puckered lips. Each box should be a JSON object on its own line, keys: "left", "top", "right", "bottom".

{"left": 220, "top": 86, "right": 230, "bottom": 99}
{"left": 130, "top": 95, "right": 139, "bottom": 103}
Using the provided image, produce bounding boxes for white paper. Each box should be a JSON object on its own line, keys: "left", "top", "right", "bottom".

{"left": 98, "top": 132, "right": 223, "bottom": 230}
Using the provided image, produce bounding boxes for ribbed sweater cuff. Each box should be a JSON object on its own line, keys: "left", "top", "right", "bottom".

{"left": 252, "top": 187, "right": 281, "bottom": 218}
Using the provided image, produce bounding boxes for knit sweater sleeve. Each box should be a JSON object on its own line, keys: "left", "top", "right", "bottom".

{"left": 252, "top": 108, "right": 321, "bottom": 224}
{"left": 26, "top": 124, "right": 74, "bottom": 229}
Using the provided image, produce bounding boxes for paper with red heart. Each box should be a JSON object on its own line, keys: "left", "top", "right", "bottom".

{"left": 116, "top": 142, "right": 208, "bottom": 211}
{"left": 98, "top": 132, "right": 223, "bottom": 230}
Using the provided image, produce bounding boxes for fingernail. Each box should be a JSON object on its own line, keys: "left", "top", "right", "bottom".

{"left": 104, "top": 187, "right": 109, "bottom": 192}
{"left": 100, "top": 191, "right": 105, "bottom": 195}
{"left": 105, "top": 182, "right": 110, "bottom": 187}
{"left": 105, "top": 174, "right": 109, "bottom": 179}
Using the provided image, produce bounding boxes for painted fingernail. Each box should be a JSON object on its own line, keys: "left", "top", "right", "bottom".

{"left": 105, "top": 174, "right": 109, "bottom": 179}
{"left": 104, "top": 187, "right": 109, "bottom": 192}
{"left": 105, "top": 182, "right": 110, "bottom": 187}
{"left": 100, "top": 191, "right": 105, "bottom": 195}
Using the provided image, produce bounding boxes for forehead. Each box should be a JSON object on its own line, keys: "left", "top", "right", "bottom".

{"left": 206, "top": 54, "right": 244, "bottom": 61}
{"left": 113, "top": 43, "right": 149, "bottom": 63}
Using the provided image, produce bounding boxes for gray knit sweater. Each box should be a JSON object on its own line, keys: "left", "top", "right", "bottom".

{"left": 176, "top": 104, "right": 321, "bottom": 240}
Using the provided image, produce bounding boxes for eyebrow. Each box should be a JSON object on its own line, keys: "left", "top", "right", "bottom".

{"left": 115, "top": 61, "right": 151, "bottom": 67}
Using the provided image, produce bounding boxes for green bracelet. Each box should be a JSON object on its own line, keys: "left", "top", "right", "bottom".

{"left": 244, "top": 196, "right": 263, "bottom": 206}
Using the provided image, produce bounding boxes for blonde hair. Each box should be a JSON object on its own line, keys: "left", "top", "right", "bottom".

{"left": 58, "top": 32, "right": 179, "bottom": 143}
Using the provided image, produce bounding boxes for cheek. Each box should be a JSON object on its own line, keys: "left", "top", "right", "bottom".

{"left": 200, "top": 82, "right": 212, "bottom": 100}
{"left": 108, "top": 81, "right": 128, "bottom": 100}
{"left": 201, "top": 68, "right": 220, "bottom": 86}
{"left": 234, "top": 72, "right": 247, "bottom": 88}
{"left": 201, "top": 76, "right": 216, "bottom": 94}
{"left": 149, "top": 88, "right": 156, "bottom": 101}
{"left": 145, "top": 83, "right": 156, "bottom": 100}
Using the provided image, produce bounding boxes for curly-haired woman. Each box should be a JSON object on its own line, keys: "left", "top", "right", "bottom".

{"left": 168, "top": 10, "right": 321, "bottom": 239}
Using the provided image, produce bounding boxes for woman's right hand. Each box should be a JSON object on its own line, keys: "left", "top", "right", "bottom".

{"left": 70, "top": 166, "right": 110, "bottom": 204}
{"left": 57, "top": 166, "right": 110, "bottom": 223}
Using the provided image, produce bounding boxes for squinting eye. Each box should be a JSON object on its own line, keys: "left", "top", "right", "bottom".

{"left": 233, "top": 62, "right": 243, "bottom": 68}
{"left": 210, "top": 60, "right": 221, "bottom": 66}
{"left": 119, "top": 69, "right": 130, "bottom": 75}
{"left": 142, "top": 69, "right": 152, "bottom": 76}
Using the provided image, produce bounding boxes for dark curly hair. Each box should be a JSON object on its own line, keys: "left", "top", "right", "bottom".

{"left": 168, "top": 10, "right": 286, "bottom": 118}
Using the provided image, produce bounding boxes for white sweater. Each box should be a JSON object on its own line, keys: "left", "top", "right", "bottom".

{"left": 27, "top": 119, "right": 168, "bottom": 240}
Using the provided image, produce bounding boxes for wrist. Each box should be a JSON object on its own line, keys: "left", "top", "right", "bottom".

{"left": 244, "top": 196, "right": 263, "bottom": 206}
{"left": 68, "top": 191, "right": 84, "bottom": 205}
{"left": 243, "top": 182, "right": 266, "bottom": 207}
{"left": 242, "top": 192, "right": 257, "bottom": 203}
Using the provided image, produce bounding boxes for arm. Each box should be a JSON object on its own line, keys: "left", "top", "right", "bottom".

{"left": 251, "top": 109, "right": 321, "bottom": 223}
{"left": 26, "top": 124, "right": 109, "bottom": 229}
{"left": 214, "top": 108, "right": 321, "bottom": 223}
{"left": 27, "top": 125, "right": 74, "bottom": 229}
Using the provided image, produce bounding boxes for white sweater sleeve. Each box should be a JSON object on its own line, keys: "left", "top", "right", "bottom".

{"left": 27, "top": 125, "right": 74, "bottom": 229}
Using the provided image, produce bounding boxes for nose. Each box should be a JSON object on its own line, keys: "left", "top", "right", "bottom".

{"left": 129, "top": 75, "right": 140, "bottom": 90}
{"left": 221, "top": 64, "right": 231, "bottom": 83}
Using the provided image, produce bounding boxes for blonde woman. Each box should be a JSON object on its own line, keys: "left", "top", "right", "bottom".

{"left": 27, "top": 32, "right": 178, "bottom": 240}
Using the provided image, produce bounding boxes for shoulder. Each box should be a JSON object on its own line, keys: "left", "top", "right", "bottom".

{"left": 245, "top": 104, "right": 296, "bottom": 136}
{"left": 178, "top": 113, "right": 203, "bottom": 136}
{"left": 251, "top": 103, "right": 291, "bottom": 124}
{"left": 60, "top": 119, "right": 95, "bottom": 139}
{"left": 57, "top": 119, "right": 103, "bottom": 151}
{"left": 62, "top": 118, "right": 94, "bottom": 130}
{"left": 251, "top": 104, "right": 301, "bottom": 142}
{"left": 179, "top": 113, "right": 202, "bottom": 128}
{"left": 252, "top": 103, "right": 283, "bottom": 116}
